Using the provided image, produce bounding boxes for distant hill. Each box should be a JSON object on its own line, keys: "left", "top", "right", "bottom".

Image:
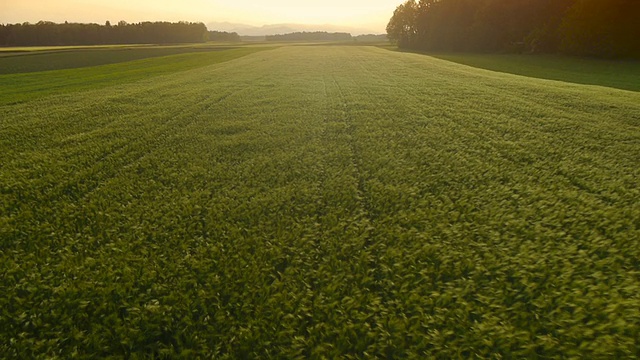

{"left": 206, "top": 22, "right": 382, "bottom": 37}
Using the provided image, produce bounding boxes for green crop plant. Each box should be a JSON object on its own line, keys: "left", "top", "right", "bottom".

{"left": 1, "top": 45, "right": 639, "bottom": 358}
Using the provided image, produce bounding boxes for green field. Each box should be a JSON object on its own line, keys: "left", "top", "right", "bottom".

{"left": 0, "top": 44, "right": 240, "bottom": 74}
{"left": 1, "top": 45, "right": 639, "bottom": 358}
{"left": 428, "top": 52, "right": 640, "bottom": 92}
{"left": 0, "top": 47, "right": 270, "bottom": 105}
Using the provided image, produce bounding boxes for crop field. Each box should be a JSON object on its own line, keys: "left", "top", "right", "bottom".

{"left": 0, "top": 47, "right": 270, "bottom": 105}
{"left": 0, "top": 44, "right": 241, "bottom": 74}
{"left": 1, "top": 45, "right": 639, "bottom": 358}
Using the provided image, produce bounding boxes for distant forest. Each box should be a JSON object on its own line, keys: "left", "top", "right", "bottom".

{"left": 265, "top": 32, "right": 387, "bottom": 42}
{"left": 0, "top": 21, "right": 209, "bottom": 46}
{"left": 0, "top": 23, "right": 382, "bottom": 46}
{"left": 354, "top": 34, "right": 388, "bottom": 42}
{"left": 387, "top": 0, "right": 640, "bottom": 58}
{"left": 208, "top": 30, "right": 240, "bottom": 42}
{"left": 266, "top": 32, "right": 353, "bottom": 42}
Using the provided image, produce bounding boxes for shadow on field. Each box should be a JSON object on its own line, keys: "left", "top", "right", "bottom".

{"left": 383, "top": 46, "right": 640, "bottom": 92}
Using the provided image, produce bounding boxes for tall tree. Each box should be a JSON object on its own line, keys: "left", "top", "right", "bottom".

{"left": 386, "top": 0, "right": 419, "bottom": 48}
{"left": 387, "top": 0, "right": 638, "bottom": 58}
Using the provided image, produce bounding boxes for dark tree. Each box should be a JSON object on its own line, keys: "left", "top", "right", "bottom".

{"left": 386, "top": 0, "right": 419, "bottom": 48}
{"left": 386, "top": 0, "right": 637, "bottom": 58}
{"left": 560, "top": 0, "right": 640, "bottom": 57}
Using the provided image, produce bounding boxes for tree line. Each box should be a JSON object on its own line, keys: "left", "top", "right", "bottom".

{"left": 0, "top": 21, "right": 209, "bottom": 46}
{"left": 386, "top": 0, "right": 640, "bottom": 58}
{"left": 266, "top": 32, "right": 353, "bottom": 42}
{"left": 208, "top": 31, "right": 240, "bottom": 42}
{"left": 264, "top": 32, "right": 388, "bottom": 43}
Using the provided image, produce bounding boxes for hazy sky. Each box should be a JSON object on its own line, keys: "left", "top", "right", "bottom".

{"left": 1, "top": 0, "right": 399, "bottom": 32}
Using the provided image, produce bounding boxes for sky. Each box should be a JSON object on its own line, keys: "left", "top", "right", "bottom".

{"left": 0, "top": 0, "right": 399, "bottom": 32}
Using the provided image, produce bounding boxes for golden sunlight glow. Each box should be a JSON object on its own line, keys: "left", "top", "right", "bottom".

{"left": 1, "top": 0, "right": 400, "bottom": 32}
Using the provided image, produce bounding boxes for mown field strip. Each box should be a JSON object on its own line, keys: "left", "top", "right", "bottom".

{"left": 0, "top": 47, "right": 270, "bottom": 105}
{"left": 1, "top": 45, "right": 639, "bottom": 358}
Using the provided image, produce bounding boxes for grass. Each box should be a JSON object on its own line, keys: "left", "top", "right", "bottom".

{"left": 1, "top": 45, "right": 639, "bottom": 358}
{"left": 0, "top": 45, "right": 240, "bottom": 74}
{"left": 427, "top": 52, "right": 640, "bottom": 92}
{"left": 0, "top": 46, "right": 273, "bottom": 105}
